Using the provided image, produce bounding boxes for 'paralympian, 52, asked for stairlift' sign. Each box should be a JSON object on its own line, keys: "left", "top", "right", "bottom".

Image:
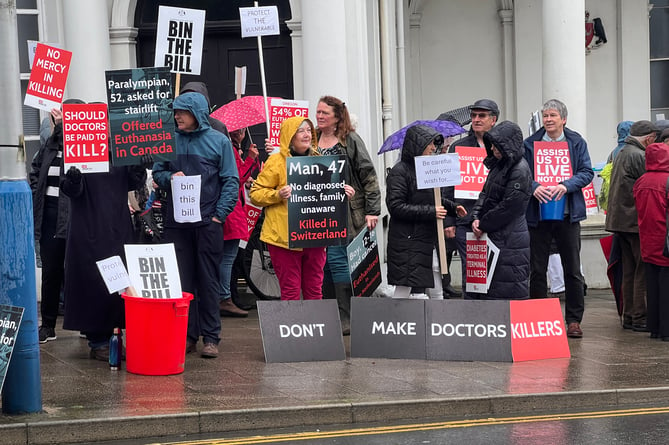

{"left": 257, "top": 300, "right": 345, "bottom": 363}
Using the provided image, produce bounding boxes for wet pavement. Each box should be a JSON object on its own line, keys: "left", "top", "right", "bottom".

{"left": 2, "top": 289, "right": 669, "bottom": 445}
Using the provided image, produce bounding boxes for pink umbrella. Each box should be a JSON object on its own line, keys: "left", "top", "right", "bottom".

{"left": 210, "top": 96, "right": 276, "bottom": 132}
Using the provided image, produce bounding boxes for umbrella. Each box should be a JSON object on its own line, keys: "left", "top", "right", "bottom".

{"left": 378, "top": 119, "right": 466, "bottom": 154}
{"left": 210, "top": 96, "right": 275, "bottom": 132}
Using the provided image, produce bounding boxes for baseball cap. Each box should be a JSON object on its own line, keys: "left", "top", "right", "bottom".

{"left": 468, "top": 99, "right": 499, "bottom": 116}
{"left": 629, "top": 120, "right": 659, "bottom": 137}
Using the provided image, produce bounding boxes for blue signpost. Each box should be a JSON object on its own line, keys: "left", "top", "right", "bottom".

{"left": 0, "top": 179, "right": 42, "bottom": 413}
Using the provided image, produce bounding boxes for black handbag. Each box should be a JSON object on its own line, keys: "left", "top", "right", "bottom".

{"left": 662, "top": 178, "right": 669, "bottom": 258}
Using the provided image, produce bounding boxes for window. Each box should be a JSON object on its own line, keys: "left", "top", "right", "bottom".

{"left": 17, "top": 4, "right": 41, "bottom": 137}
{"left": 650, "top": 2, "right": 669, "bottom": 120}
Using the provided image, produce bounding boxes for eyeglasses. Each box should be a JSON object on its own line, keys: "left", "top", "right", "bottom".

{"left": 470, "top": 112, "right": 490, "bottom": 119}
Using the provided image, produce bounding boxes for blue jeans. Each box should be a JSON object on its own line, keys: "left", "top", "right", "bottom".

{"left": 323, "top": 245, "right": 350, "bottom": 284}
{"left": 220, "top": 239, "right": 240, "bottom": 301}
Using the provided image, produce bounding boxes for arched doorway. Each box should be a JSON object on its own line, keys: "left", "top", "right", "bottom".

{"left": 135, "top": 0, "right": 294, "bottom": 143}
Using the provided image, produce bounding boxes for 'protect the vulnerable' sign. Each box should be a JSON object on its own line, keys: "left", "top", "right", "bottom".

{"left": 154, "top": 6, "right": 206, "bottom": 74}
{"left": 239, "top": 6, "right": 280, "bottom": 38}
{"left": 24, "top": 43, "right": 72, "bottom": 111}
{"left": 124, "top": 244, "right": 182, "bottom": 299}
{"left": 106, "top": 67, "right": 175, "bottom": 166}
{"left": 533, "top": 141, "right": 572, "bottom": 187}
{"left": 287, "top": 155, "right": 348, "bottom": 249}
{"left": 62, "top": 103, "right": 109, "bottom": 174}
{"left": 415, "top": 153, "right": 461, "bottom": 189}
{"left": 454, "top": 146, "right": 488, "bottom": 199}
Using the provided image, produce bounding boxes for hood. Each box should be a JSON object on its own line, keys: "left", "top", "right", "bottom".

{"left": 173, "top": 92, "right": 211, "bottom": 134}
{"left": 279, "top": 116, "right": 318, "bottom": 157}
{"left": 482, "top": 120, "right": 523, "bottom": 168}
{"left": 401, "top": 125, "right": 441, "bottom": 163}
{"left": 617, "top": 121, "right": 633, "bottom": 144}
{"left": 180, "top": 82, "right": 212, "bottom": 107}
{"left": 644, "top": 143, "right": 669, "bottom": 173}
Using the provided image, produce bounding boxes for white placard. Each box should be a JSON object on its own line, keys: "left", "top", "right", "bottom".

{"left": 171, "top": 175, "right": 202, "bottom": 223}
{"left": 154, "top": 6, "right": 206, "bottom": 75}
{"left": 414, "top": 153, "right": 461, "bottom": 189}
{"left": 96, "top": 256, "right": 131, "bottom": 294}
{"left": 27, "top": 40, "right": 38, "bottom": 69}
{"left": 239, "top": 6, "right": 280, "bottom": 38}
{"left": 235, "top": 66, "right": 247, "bottom": 96}
{"left": 124, "top": 244, "right": 182, "bottom": 299}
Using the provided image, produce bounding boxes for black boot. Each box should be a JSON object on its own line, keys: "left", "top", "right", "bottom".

{"left": 334, "top": 283, "right": 352, "bottom": 336}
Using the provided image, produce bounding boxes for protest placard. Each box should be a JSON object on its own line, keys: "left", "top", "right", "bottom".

{"left": 239, "top": 5, "right": 280, "bottom": 38}
{"left": 171, "top": 175, "right": 202, "bottom": 223}
{"left": 154, "top": 6, "right": 206, "bottom": 75}
{"left": 62, "top": 103, "right": 109, "bottom": 173}
{"left": 239, "top": 202, "right": 262, "bottom": 249}
{"left": 125, "top": 244, "right": 182, "bottom": 299}
{"left": 454, "top": 146, "right": 488, "bottom": 199}
{"left": 268, "top": 98, "right": 309, "bottom": 149}
{"left": 96, "top": 256, "right": 131, "bottom": 294}
{"left": 583, "top": 182, "right": 599, "bottom": 215}
{"left": 287, "top": 155, "right": 348, "bottom": 249}
{"left": 106, "top": 67, "right": 175, "bottom": 166}
{"left": 0, "top": 305, "right": 24, "bottom": 393}
{"left": 465, "top": 233, "right": 499, "bottom": 294}
{"left": 533, "top": 141, "right": 573, "bottom": 186}
{"left": 347, "top": 228, "right": 381, "bottom": 298}
{"left": 24, "top": 43, "right": 72, "bottom": 111}
{"left": 414, "top": 153, "right": 461, "bottom": 189}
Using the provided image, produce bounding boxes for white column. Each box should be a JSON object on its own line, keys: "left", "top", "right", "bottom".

{"left": 62, "top": 0, "right": 112, "bottom": 102}
{"left": 499, "top": 8, "right": 516, "bottom": 121}
{"left": 542, "top": 0, "right": 586, "bottom": 136}
{"left": 286, "top": 1, "right": 303, "bottom": 100}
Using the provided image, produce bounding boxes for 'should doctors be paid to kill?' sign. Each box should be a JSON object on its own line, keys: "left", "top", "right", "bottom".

{"left": 62, "top": 103, "right": 110, "bottom": 174}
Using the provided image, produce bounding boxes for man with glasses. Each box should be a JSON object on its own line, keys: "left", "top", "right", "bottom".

{"left": 444, "top": 99, "right": 499, "bottom": 299}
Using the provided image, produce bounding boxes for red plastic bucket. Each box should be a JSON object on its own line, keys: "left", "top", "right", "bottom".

{"left": 122, "top": 292, "right": 193, "bottom": 376}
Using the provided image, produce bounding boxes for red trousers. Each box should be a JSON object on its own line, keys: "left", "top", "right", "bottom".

{"left": 267, "top": 244, "right": 326, "bottom": 300}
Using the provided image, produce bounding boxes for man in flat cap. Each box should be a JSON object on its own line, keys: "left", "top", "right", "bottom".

{"left": 444, "top": 99, "right": 500, "bottom": 299}
{"left": 605, "top": 120, "right": 659, "bottom": 334}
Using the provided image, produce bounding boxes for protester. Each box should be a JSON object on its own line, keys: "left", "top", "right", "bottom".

{"left": 180, "top": 81, "right": 229, "bottom": 137}
{"left": 633, "top": 142, "right": 669, "bottom": 340}
{"left": 29, "top": 101, "right": 81, "bottom": 343}
{"left": 152, "top": 92, "right": 239, "bottom": 359}
{"left": 605, "top": 120, "right": 659, "bottom": 332}
{"left": 315, "top": 95, "right": 381, "bottom": 334}
{"left": 444, "top": 99, "right": 499, "bottom": 299}
{"left": 661, "top": 128, "right": 669, "bottom": 145}
{"left": 386, "top": 124, "right": 466, "bottom": 299}
{"left": 523, "top": 99, "right": 593, "bottom": 338}
{"left": 250, "top": 116, "right": 353, "bottom": 300}
{"left": 61, "top": 127, "right": 147, "bottom": 360}
{"left": 470, "top": 121, "right": 532, "bottom": 300}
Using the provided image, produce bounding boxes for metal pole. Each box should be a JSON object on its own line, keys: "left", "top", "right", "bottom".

{"left": 0, "top": 0, "right": 43, "bottom": 414}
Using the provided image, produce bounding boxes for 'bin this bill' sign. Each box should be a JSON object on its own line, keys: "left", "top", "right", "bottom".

{"left": 24, "top": 43, "right": 72, "bottom": 111}
{"left": 287, "top": 155, "right": 348, "bottom": 249}
{"left": 63, "top": 103, "right": 109, "bottom": 174}
{"left": 154, "top": 6, "right": 206, "bottom": 74}
{"left": 106, "top": 67, "right": 175, "bottom": 166}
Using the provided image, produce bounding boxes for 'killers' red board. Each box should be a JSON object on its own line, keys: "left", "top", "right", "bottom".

{"left": 62, "top": 103, "right": 109, "bottom": 173}
{"left": 24, "top": 43, "right": 72, "bottom": 111}
{"left": 510, "top": 299, "right": 571, "bottom": 361}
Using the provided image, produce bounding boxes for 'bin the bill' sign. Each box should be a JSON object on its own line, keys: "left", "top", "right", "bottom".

{"left": 287, "top": 155, "right": 348, "bottom": 249}
{"left": 24, "top": 43, "right": 72, "bottom": 111}
{"left": 154, "top": 6, "right": 206, "bottom": 75}
{"left": 62, "top": 103, "right": 109, "bottom": 174}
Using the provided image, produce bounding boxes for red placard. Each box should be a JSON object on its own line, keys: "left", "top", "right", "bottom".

{"left": 24, "top": 43, "right": 72, "bottom": 111}
{"left": 533, "top": 141, "right": 572, "bottom": 187}
{"left": 268, "top": 98, "right": 309, "bottom": 147}
{"left": 62, "top": 103, "right": 110, "bottom": 173}
{"left": 509, "top": 299, "right": 571, "bottom": 361}
{"left": 465, "top": 234, "right": 487, "bottom": 294}
{"left": 583, "top": 182, "right": 598, "bottom": 215}
{"left": 243, "top": 203, "right": 262, "bottom": 242}
{"left": 454, "top": 146, "right": 488, "bottom": 199}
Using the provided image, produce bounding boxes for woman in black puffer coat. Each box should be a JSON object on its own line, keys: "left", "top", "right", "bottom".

{"left": 386, "top": 125, "right": 465, "bottom": 298}
{"left": 471, "top": 121, "right": 532, "bottom": 300}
